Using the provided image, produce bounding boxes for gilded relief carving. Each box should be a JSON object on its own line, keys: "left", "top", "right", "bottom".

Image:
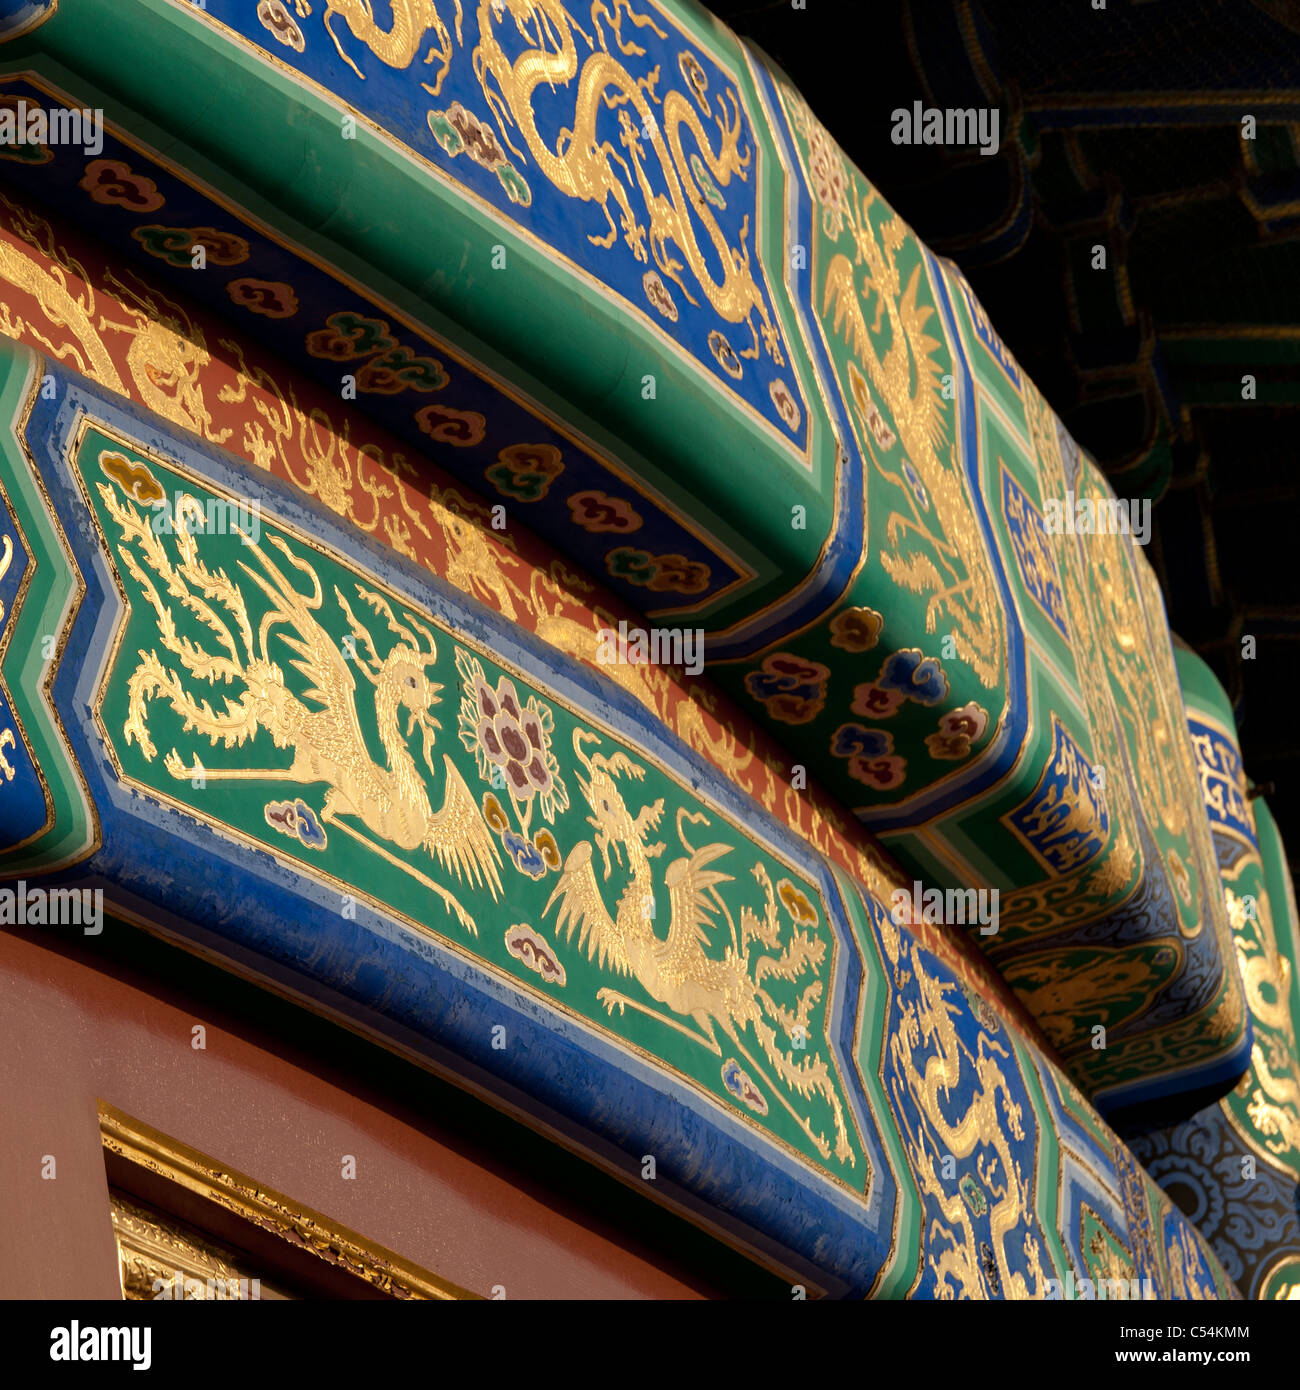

{"left": 784, "top": 90, "right": 1003, "bottom": 691}
{"left": 102, "top": 458, "right": 503, "bottom": 932}
{"left": 547, "top": 730, "right": 854, "bottom": 1163}
{"left": 77, "top": 425, "right": 862, "bottom": 1177}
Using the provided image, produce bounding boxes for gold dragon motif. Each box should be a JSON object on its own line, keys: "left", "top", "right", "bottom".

{"left": 1083, "top": 480, "right": 1189, "bottom": 848}
{"left": 471, "top": 0, "right": 784, "bottom": 363}
{"left": 295, "top": 0, "right": 457, "bottom": 95}
{"left": 525, "top": 563, "right": 673, "bottom": 713}
{"left": 0, "top": 191, "right": 124, "bottom": 392}
{"left": 217, "top": 336, "right": 406, "bottom": 537}
{"left": 430, "top": 488, "right": 529, "bottom": 620}
{"left": 102, "top": 469, "right": 501, "bottom": 932}
{"left": 545, "top": 728, "right": 854, "bottom": 1162}
{"left": 1229, "top": 885, "right": 1300, "bottom": 1162}
{"left": 99, "top": 271, "right": 232, "bottom": 447}
{"left": 1166, "top": 1221, "right": 1214, "bottom": 1301}
{"left": 881, "top": 921, "right": 1048, "bottom": 1299}
{"left": 997, "top": 384, "right": 1143, "bottom": 933}
{"left": 671, "top": 689, "right": 757, "bottom": 784}
{"left": 822, "top": 210, "right": 1002, "bottom": 689}
{"left": 781, "top": 92, "right": 1002, "bottom": 687}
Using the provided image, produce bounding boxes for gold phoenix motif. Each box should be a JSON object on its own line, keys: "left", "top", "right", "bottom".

{"left": 0, "top": 190, "right": 895, "bottom": 997}
{"left": 545, "top": 730, "right": 854, "bottom": 1164}
{"left": 103, "top": 474, "right": 502, "bottom": 932}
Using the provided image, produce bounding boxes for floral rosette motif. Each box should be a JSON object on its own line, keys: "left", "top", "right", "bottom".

{"left": 457, "top": 649, "right": 567, "bottom": 877}
{"left": 784, "top": 89, "right": 850, "bottom": 238}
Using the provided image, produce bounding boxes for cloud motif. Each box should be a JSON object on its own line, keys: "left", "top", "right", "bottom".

{"left": 485, "top": 442, "right": 564, "bottom": 502}
{"left": 828, "top": 605, "right": 883, "bottom": 653}
{"left": 132, "top": 225, "right": 250, "bottom": 268}
{"left": 355, "top": 346, "right": 447, "bottom": 394}
{"left": 226, "top": 277, "right": 299, "bottom": 319}
{"left": 503, "top": 830, "right": 547, "bottom": 880}
{"left": 830, "top": 724, "right": 894, "bottom": 760}
{"left": 79, "top": 159, "right": 164, "bottom": 212}
{"left": 264, "top": 798, "right": 327, "bottom": 851}
{"left": 777, "top": 879, "right": 818, "bottom": 926}
{"left": 257, "top": 0, "right": 305, "bottom": 51}
{"left": 567, "top": 490, "right": 643, "bottom": 534}
{"left": 305, "top": 311, "right": 396, "bottom": 362}
{"left": 829, "top": 724, "right": 906, "bottom": 790}
{"left": 743, "top": 652, "right": 830, "bottom": 725}
{"left": 415, "top": 403, "right": 485, "bottom": 447}
{"left": 925, "top": 701, "right": 989, "bottom": 761}
{"left": 875, "top": 648, "right": 949, "bottom": 706}
{"left": 721, "top": 1058, "right": 768, "bottom": 1114}
{"left": 504, "top": 922, "right": 566, "bottom": 987}
{"left": 605, "top": 546, "right": 711, "bottom": 596}
{"left": 99, "top": 450, "right": 163, "bottom": 504}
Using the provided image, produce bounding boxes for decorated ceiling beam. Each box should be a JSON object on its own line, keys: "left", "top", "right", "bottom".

{"left": 0, "top": 336, "right": 1239, "bottom": 1298}
{"left": 1124, "top": 646, "right": 1300, "bottom": 1302}
{"left": 0, "top": 0, "right": 1252, "bottom": 1108}
{"left": 0, "top": 173, "right": 1034, "bottom": 1037}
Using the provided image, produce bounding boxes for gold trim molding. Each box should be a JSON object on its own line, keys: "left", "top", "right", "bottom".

{"left": 99, "top": 1102, "right": 472, "bottom": 1300}
{"left": 111, "top": 1191, "right": 294, "bottom": 1300}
